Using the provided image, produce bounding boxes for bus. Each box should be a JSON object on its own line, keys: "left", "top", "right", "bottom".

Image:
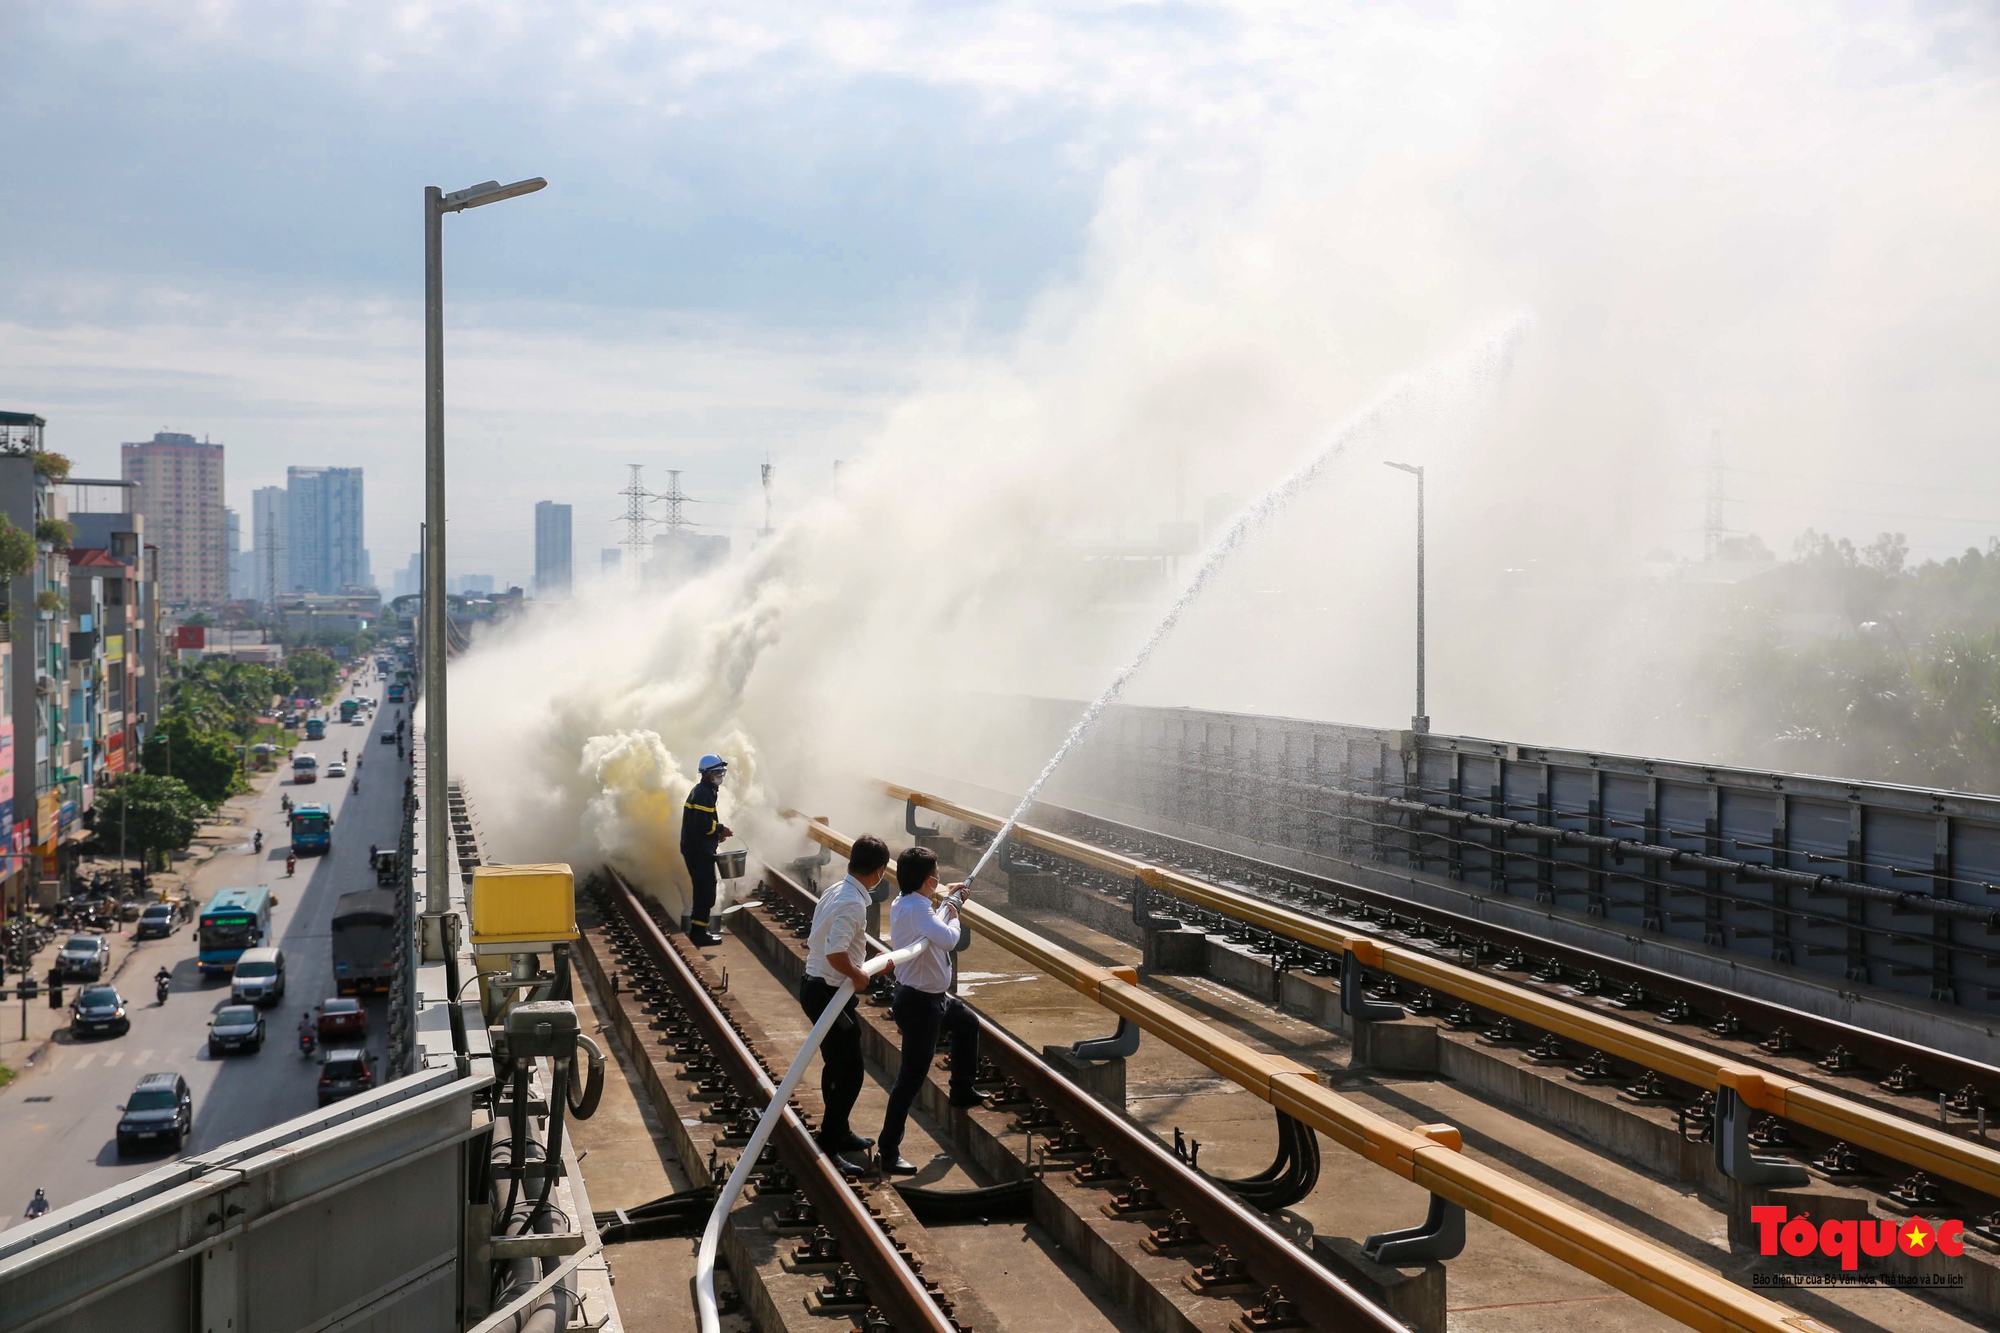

{"left": 339, "top": 698, "right": 361, "bottom": 723}
{"left": 385, "top": 683, "right": 406, "bottom": 704}
{"left": 305, "top": 717, "right": 327, "bottom": 740}
{"left": 291, "top": 753, "right": 319, "bottom": 784}
{"left": 291, "top": 803, "right": 334, "bottom": 855}
{"left": 198, "top": 888, "right": 275, "bottom": 976}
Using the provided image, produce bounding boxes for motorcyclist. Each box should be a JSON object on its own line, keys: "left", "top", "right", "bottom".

{"left": 342, "top": 749, "right": 349, "bottom": 764}
{"left": 24, "top": 1189, "right": 49, "bottom": 1220}
{"left": 286, "top": 853, "right": 297, "bottom": 877}
{"left": 351, "top": 777, "right": 360, "bottom": 795}
{"left": 297, "top": 1010, "right": 316, "bottom": 1053}
{"left": 155, "top": 966, "right": 171, "bottom": 1002}
{"left": 253, "top": 829, "right": 264, "bottom": 852}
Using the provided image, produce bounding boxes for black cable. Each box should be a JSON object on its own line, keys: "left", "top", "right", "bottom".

{"left": 499, "top": 1063, "right": 527, "bottom": 1224}
{"left": 527, "top": 1063, "right": 569, "bottom": 1232}
{"left": 892, "top": 1179, "right": 1035, "bottom": 1224}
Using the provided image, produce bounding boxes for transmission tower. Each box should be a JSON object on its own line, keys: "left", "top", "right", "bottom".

{"left": 619, "top": 465, "right": 658, "bottom": 583}
{"left": 760, "top": 461, "right": 774, "bottom": 537}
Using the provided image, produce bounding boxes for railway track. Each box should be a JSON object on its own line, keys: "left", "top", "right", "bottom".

{"left": 580, "top": 865, "right": 1407, "bottom": 1333}
{"left": 889, "top": 783, "right": 2000, "bottom": 1227}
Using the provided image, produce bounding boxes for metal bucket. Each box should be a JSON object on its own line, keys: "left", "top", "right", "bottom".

{"left": 715, "top": 848, "right": 748, "bottom": 880}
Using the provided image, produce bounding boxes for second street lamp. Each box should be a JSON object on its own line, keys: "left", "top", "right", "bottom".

{"left": 1383, "top": 461, "right": 1428, "bottom": 734}
{"left": 422, "top": 176, "right": 546, "bottom": 935}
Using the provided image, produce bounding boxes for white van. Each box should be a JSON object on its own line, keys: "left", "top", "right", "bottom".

{"left": 232, "top": 946, "right": 287, "bottom": 1006}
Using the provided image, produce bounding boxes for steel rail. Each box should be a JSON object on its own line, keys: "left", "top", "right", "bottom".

{"left": 599, "top": 869, "right": 953, "bottom": 1333}
{"left": 802, "top": 815, "right": 1828, "bottom": 1333}
{"left": 753, "top": 864, "right": 1407, "bottom": 1333}
{"left": 1022, "top": 792, "right": 2000, "bottom": 1104}
{"left": 890, "top": 783, "right": 2000, "bottom": 1202}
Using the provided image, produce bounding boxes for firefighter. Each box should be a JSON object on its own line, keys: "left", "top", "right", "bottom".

{"left": 680, "top": 755, "right": 732, "bottom": 946}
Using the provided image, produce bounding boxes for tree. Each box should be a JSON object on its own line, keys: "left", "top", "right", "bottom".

{"left": 0, "top": 515, "right": 35, "bottom": 580}
{"left": 141, "top": 713, "right": 242, "bottom": 805}
{"left": 98, "top": 775, "right": 207, "bottom": 870}
{"left": 286, "top": 648, "right": 340, "bottom": 700}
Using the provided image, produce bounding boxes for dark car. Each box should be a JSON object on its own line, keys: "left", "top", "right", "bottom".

{"left": 117, "top": 1072, "right": 192, "bottom": 1155}
{"left": 134, "top": 902, "right": 180, "bottom": 939}
{"left": 316, "top": 1048, "right": 376, "bottom": 1106}
{"left": 70, "top": 984, "right": 130, "bottom": 1038}
{"left": 316, "top": 997, "right": 367, "bottom": 1043}
{"left": 207, "top": 1005, "right": 266, "bottom": 1056}
{"left": 56, "top": 934, "right": 108, "bottom": 981}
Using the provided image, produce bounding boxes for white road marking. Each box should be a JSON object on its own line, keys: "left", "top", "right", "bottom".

{"left": 104, "top": 1052, "right": 123, "bottom": 1067}
{"left": 136, "top": 1049, "right": 155, "bottom": 1064}
{"left": 73, "top": 1053, "right": 95, "bottom": 1069}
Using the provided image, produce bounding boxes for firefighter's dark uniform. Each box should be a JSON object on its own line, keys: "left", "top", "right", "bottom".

{"left": 680, "top": 776, "right": 724, "bottom": 938}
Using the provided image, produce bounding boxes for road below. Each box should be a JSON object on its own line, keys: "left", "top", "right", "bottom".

{"left": 0, "top": 669, "right": 411, "bottom": 1228}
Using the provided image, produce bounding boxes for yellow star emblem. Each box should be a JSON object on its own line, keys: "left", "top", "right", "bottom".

{"left": 1902, "top": 1219, "right": 1932, "bottom": 1252}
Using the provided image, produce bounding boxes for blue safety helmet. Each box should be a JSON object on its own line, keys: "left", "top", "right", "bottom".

{"left": 698, "top": 754, "right": 728, "bottom": 775}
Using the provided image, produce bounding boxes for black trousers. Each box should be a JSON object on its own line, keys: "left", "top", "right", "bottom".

{"left": 877, "top": 985, "right": 979, "bottom": 1159}
{"left": 798, "top": 975, "right": 864, "bottom": 1147}
{"left": 683, "top": 850, "right": 717, "bottom": 932}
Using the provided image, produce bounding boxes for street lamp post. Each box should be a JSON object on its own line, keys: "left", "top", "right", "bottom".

{"left": 1383, "top": 462, "right": 1428, "bottom": 734}
{"left": 422, "top": 177, "right": 546, "bottom": 930}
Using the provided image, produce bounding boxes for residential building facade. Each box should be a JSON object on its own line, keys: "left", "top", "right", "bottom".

{"left": 121, "top": 431, "right": 226, "bottom": 611}
{"left": 534, "top": 501, "right": 573, "bottom": 597}
{"left": 286, "top": 466, "right": 367, "bottom": 595}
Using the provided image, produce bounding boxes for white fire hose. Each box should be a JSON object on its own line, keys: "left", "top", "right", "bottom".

{"left": 694, "top": 933, "right": 935, "bottom": 1333}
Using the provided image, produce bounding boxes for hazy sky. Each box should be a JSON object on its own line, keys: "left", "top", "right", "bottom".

{"left": 3, "top": 2, "right": 1998, "bottom": 589}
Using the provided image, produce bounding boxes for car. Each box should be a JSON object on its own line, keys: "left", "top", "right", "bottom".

{"left": 56, "top": 934, "right": 108, "bottom": 981}
{"left": 117, "top": 1072, "right": 192, "bottom": 1155}
{"left": 326, "top": 761, "right": 348, "bottom": 778}
{"left": 69, "top": 984, "right": 130, "bottom": 1038}
{"left": 208, "top": 1005, "right": 266, "bottom": 1056}
{"left": 134, "top": 902, "right": 180, "bottom": 939}
{"left": 317, "top": 1048, "right": 377, "bottom": 1106}
{"left": 316, "top": 997, "right": 367, "bottom": 1043}
{"left": 380, "top": 731, "right": 395, "bottom": 744}
{"left": 230, "top": 947, "right": 287, "bottom": 1006}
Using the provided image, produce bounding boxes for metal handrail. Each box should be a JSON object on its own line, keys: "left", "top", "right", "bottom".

{"left": 813, "top": 806, "right": 1825, "bottom": 1333}
{"left": 891, "top": 782, "right": 2000, "bottom": 1201}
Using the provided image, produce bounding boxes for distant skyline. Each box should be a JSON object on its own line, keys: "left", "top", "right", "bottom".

{"left": 2, "top": 4, "right": 1998, "bottom": 589}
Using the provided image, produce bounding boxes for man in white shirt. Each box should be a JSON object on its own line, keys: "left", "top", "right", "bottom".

{"left": 801, "top": 833, "right": 893, "bottom": 1172}
{"left": 875, "top": 845, "right": 982, "bottom": 1175}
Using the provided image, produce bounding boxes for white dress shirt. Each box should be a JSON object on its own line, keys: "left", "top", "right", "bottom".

{"left": 806, "top": 874, "right": 871, "bottom": 984}
{"left": 888, "top": 892, "right": 962, "bottom": 994}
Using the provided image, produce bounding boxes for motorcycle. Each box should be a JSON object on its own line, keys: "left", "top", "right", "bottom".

{"left": 298, "top": 1028, "right": 315, "bottom": 1058}
{"left": 155, "top": 971, "right": 171, "bottom": 1004}
{"left": 285, "top": 854, "right": 297, "bottom": 878}
{"left": 253, "top": 830, "right": 264, "bottom": 852}
{"left": 351, "top": 778, "right": 360, "bottom": 795}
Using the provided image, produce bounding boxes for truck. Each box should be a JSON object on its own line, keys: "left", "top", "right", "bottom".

{"left": 330, "top": 890, "right": 398, "bottom": 996}
{"left": 291, "top": 803, "right": 333, "bottom": 855}
{"left": 339, "top": 698, "right": 361, "bottom": 724}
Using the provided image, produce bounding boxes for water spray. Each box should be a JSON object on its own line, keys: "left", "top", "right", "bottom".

{"left": 961, "top": 313, "right": 1533, "bottom": 889}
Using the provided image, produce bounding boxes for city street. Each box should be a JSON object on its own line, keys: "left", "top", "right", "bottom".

{"left": 0, "top": 669, "right": 410, "bottom": 1228}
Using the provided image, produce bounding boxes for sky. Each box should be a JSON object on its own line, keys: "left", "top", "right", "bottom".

{"left": 3, "top": 1, "right": 1999, "bottom": 597}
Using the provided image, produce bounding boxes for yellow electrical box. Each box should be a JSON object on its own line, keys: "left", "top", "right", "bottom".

{"left": 470, "top": 863, "right": 579, "bottom": 950}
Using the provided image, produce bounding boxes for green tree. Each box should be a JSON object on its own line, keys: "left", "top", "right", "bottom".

{"left": 286, "top": 648, "right": 340, "bottom": 700}
{"left": 0, "top": 515, "right": 35, "bottom": 580}
{"left": 97, "top": 775, "right": 207, "bottom": 870}
{"left": 141, "top": 713, "right": 242, "bottom": 804}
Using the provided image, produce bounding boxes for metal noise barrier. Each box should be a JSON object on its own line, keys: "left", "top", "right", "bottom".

{"left": 693, "top": 927, "right": 937, "bottom": 1333}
